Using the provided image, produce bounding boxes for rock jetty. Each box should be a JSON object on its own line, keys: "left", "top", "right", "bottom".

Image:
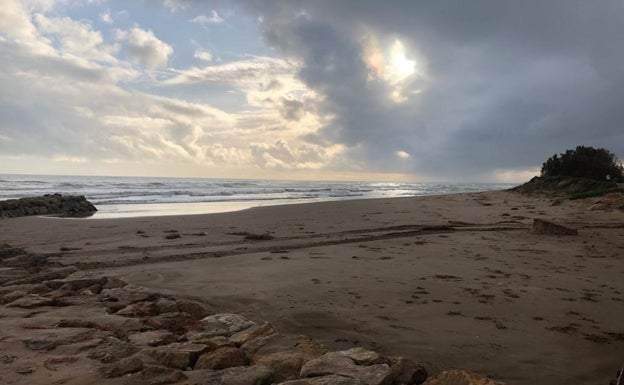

{"left": 0, "top": 194, "right": 97, "bottom": 218}
{"left": 0, "top": 243, "right": 505, "bottom": 385}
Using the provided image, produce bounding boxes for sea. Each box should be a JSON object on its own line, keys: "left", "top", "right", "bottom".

{"left": 0, "top": 174, "right": 517, "bottom": 218}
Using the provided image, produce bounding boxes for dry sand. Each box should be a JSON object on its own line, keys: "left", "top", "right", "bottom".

{"left": 1, "top": 190, "right": 623, "bottom": 384}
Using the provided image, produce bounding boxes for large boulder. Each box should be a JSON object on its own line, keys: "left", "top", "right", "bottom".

{"left": 300, "top": 350, "right": 393, "bottom": 385}
{"left": 0, "top": 194, "right": 97, "bottom": 218}
{"left": 194, "top": 347, "right": 249, "bottom": 370}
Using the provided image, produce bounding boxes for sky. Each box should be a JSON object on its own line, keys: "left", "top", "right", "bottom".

{"left": 1, "top": 1, "right": 623, "bottom": 183}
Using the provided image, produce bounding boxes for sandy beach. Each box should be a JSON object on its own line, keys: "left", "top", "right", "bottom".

{"left": 1, "top": 190, "right": 623, "bottom": 385}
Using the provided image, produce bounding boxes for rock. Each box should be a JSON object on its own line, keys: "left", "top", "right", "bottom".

{"left": 58, "top": 313, "right": 149, "bottom": 337}
{"left": 0, "top": 244, "right": 25, "bottom": 260}
{"left": 0, "top": 290, "right": 28, "bottom": 304}
{"left": 385, "top": 356, "right": 428, "bottom": 385}
{"left": 231, "top": 322, "right": 276, "bottom": 346}
{"left": 87, "top": 337, "right": 141, "bottom": 363}
{"left": 201, "top": 313, "right": 256, "bottom": 337}
{"left": 531, "top": 218, "right": 577, "bottom": 235}
{"left": 422, "top": 369, "right": 505, "bottom": 385}
{"left": 128, "top": 330, "right": 178, "bottom": 347}
{"left": 174, "top": 299, "right": 212, "bottom": 319}
{"left": 102, "top": 277, "right": 128, "bottom": 289}
{"left": 279, "top": 375, "right": 367, "bottom": 385}
{"left": 98, "top": 356, "right": 144, "bottom": 378}
{"left": 187, "top": 335, "right": 236, "bottom": 351}
{"left": 126, "top": 365, "right": 188, "bottom": 384}
{"left": 200, "top": 365, "right": 275, "bottom": 385}
{"left": 0, "top": 283, "right": 50, "bottom": 296}
{"left": 254, "top": 351, "right": 316, "bottom": 383}
{"left": 46, "top": 276, "right": 107, "bottom": 291}
{"left": 117, "top": 300, "right": 159, "bottom": 317}
{"left": 146, "top": 342, "right": 208, "bottom": 370}
{"left": 242, "top": 333, "right": 328, "bottom": 359}
{"left": 5, "top": 266, "right": 78, "bottom": 286}
{"left": 194, "top": 346, "right": 249, "bottom": 370}
{"left": 100, "top": 284, "right": 157, "bottom": 306}
{"left": 146, "top": 312, "right": 202, "bottom": 334}
{"left": 6, "top": 294, "right": 59, "bottom": 308}
{"left": 300, "top": 352, "right": 392, "bottom": 385}
{"left": 22, "top": 337, "right": 60, "bottom": 351}
{"left": 0, "top": 254, "right": 47, "bottom": 268}
{"left": 337, "top": 348, "right": 380, "bottom": 366}
{"left": 0, "top": 194, "right": 97, "bottom": 218}
{"left": 21, "top": 327, "right": 95, "bottom": 351}
{"left": 115, "top": 297, "right": 210, "bottom": 319}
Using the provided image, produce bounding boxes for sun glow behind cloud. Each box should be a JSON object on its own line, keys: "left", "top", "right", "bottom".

{"left": 363, "top": 37, "right": 421, "bottom": 103}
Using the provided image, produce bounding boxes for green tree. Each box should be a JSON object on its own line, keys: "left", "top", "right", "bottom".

{"left": 541, "top": 146, "right": 624, "bottom": 182}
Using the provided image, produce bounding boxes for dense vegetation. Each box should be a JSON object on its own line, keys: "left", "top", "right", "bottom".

{"left": 513, "top": 146, "right": 624, "bottom": 203}
{"left": 541, "top": 146, "right": 624, "bottom": 182}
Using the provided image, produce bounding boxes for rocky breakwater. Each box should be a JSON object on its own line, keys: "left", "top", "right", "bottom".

{"left": 0, "top": 194, "right": 97, "bottom": 218}
{"left": 0, "top": 243, "right": 506, "bottom": 385}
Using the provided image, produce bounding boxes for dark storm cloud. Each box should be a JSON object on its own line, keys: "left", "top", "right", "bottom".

{"left": 233, "top": 0, "right": 624, "bottom": 180}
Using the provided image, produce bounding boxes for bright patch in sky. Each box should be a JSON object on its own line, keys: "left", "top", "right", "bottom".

{"left": 388, "top": 40, "right": 416, "bottom": 83}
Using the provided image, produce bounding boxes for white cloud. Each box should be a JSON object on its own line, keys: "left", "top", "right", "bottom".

{"left": 250, "top": 139, "right": 328, "bottom": 170}
{"left": 189, "top": 10, "right": 224, "bottom": 25}
{"left": 34, "top": 14, "right": 118, "bottom": 63}
{"left": 162, "top": 0, "right": 186, "bottom": 13}
{"left": 100, "top": 9, "right": 113, "bottom": 24}
{"left": 395, "top": 150, "right": 410, "bottom": 159}
{"left": 194, "top": 49, "right": 213, "bottom": 62}
{"left": 166, "top": 56, "right": 296, "bottom": 85}
{"left": 115, "top": 27, "right": 172, "bottom": 68}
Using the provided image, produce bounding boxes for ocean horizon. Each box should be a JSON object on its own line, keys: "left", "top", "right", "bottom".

{"left": 0, "top": 174, "right": 518, "bottom": 218}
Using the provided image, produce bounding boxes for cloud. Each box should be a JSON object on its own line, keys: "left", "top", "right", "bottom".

{"left": 166, "top": 55, "right": 297, "bottom": 85}
{"left": 100, "top": 9, "right": 113, "bottom": 24}
{"left": 250, "top": 139, "right": 328, "bottom": 170}
{"left": 0, "top": 2, "right": 337, "bottom": 178}
{"left": 193, "top": 49, "right": 212, "bottom": 62}
{"left": 189, "top": 10, "right": 224, "bottom": 25}
{"left": 228, "top": 0, "right": 624, "bottom": 181}
{"left": 162, "top": 0, "right": 186, "bottom": 13}
{"left": 115, "top": 27, "right": 172, "bottom": 68}
{"left": 34, "top": 13, "right": 118, "bottom": 63}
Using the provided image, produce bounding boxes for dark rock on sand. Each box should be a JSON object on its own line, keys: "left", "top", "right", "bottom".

{"left": 0, "top": 194, "right": 97, "bottom": 218}
{"left": 532, "top": 218, "right": 578, "bottom": 235}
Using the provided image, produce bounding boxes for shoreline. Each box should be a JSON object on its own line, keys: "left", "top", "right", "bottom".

{"left": 1, "top": 190, "right": 623, "bottom": 384}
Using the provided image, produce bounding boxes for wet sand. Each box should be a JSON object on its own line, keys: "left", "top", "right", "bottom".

{"left": 1, "top": 190, "right": 623, "bottom": 384}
